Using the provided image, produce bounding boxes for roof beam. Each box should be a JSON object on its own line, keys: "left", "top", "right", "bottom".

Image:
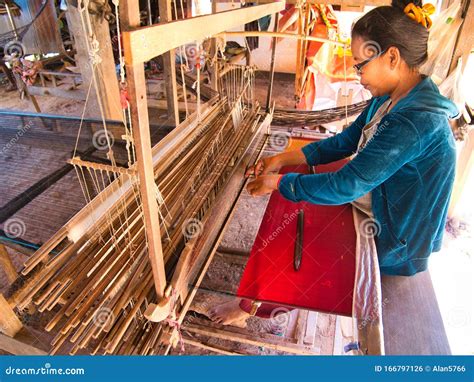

{"left": 123, "top": 1, "right": 285, "bottom": 65}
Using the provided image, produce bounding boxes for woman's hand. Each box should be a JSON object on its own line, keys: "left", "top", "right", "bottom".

{"left": 247, "top": 174, "right": 281, "bottom": 196}
{"left": 245, "top": 156, "right": 281, "bottom": 178}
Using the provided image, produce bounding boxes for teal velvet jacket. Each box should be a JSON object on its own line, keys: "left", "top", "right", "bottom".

{"left": 278, "top": 77, "right": 458, "bottom": 276}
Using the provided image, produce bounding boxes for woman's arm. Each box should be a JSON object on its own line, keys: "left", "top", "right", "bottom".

{"left": 301, "top": 99, "right": 379, "bottom": 166}
{"left": 245, "top": 149, "right": 306, "bottom": 178}
{"left": 246, "top": 98, "right": 380, "bottom": 178}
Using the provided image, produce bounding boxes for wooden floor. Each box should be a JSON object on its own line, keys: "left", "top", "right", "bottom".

{"left": 381, "top": 270, "right": 451, "bottom": 355}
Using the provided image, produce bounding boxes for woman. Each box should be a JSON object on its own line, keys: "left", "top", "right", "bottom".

{"left": 210, "top": 0, "right": 458, "bottom": 325}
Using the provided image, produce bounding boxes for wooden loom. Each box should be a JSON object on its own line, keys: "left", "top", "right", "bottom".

{"left": 0, "top": 0, "right": 285, "bottom": 355}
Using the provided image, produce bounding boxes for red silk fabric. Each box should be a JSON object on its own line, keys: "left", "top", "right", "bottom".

{"left": 237, "top": 160, "right": 356, "bottom": 317}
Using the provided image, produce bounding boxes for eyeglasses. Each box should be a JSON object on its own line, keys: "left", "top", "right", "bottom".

{"left": 353, "top": 49, "right": 387, "bottom": 75}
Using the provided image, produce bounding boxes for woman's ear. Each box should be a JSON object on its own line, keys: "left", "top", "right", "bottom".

{"left": 388, "top": 46, "right": 401, "bottom": 69}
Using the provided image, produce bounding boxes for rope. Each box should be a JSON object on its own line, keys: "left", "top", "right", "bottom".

{"left": 78, "top": 0, "right": 115, "bottom": 165}
{"left": 163, "top": 288, "right": 185, "bottom": 354}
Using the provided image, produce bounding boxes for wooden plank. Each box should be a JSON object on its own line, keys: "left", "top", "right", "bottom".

{"left": 184, "top": 319, "right": 320, "bottom": 355}
{"left": 295, "top": 310, "right": 308, "bottom": 345}
{"left": 221, "top": 31, "right": 344, "bottom": 46}
{"left": 0, "top": 294, "right": 23, "bottom": 337}
{"left": 0, "top": 333, "right": 47, "bottom": 355}
{"left": 303, "top": 311, "right": 319, "bottom": 346}
{"left": 159, "top": 0, "right": 180, "bottom": 127}
{"left": 332, "top": 316, "right": 343, "bottom": 355}
{"left": 381, "top": 272, "right": 451, "bottom": 355}
{"left": 27, "top": 86, "right": 86, "bottom": 101}
{"left": 253, "top": 0, "right": 390, "bottom": 5}
{"left": 122, "top": 1, "right": 285, "bottom": 65}
{"left": 121, "top": 1, "right": 166, "bottom": 299}
{"left": 181, "top": 334, "right": 242, "bottom": 355}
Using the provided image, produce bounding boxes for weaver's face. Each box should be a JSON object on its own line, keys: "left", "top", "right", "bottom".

{"left": 351, "top": 36, "right": 394, "bottom": 98}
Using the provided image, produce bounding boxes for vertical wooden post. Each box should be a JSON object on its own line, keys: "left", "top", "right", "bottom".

{"left": 209, "top": 0, "right": 219, "bottom": 91}
{"left": 66, "top": 4, "right": 123, "bottom": 121}
{"left": 266, "top": 13, "right": 279, "bottom": 112}
{"left": 0, "top": 244, "right": 17, "bottom": 284}
{"left": 294, "top": 5, "right": 303, "bottom": 99}
{"left": 159, "top": 0, "right": 180, "bottom": 127}
{"left": 120, "top": 1, "right": 166, "bottom": 300}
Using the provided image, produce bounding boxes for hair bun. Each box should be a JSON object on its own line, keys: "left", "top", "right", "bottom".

{"left": 391, "top": 0, "right": 422, "bottom": 12}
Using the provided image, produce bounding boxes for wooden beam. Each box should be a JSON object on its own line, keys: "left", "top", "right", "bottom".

{"left": 184, "top": 319, "right": 320, "bottom": 355}
{"left": 121, "top": 1, "right": 167, "bottom": 300}
{"left": 27, "top": 86, "right": 86, "bottom": 101}
{"left": 253, "top": 0, "right": 390, "bottom": 4}
{"left": 159, "top": 0, "right": 180, "bottom": 127}
{"left": 0, "top": 333, "right": 47, "bottom": 355}
{"left": 123, "top": 1, "right": 285, "bottom": 65}
{"left": 181, "top": 334, "right": 242, "bottom": 355}
{"left": 221, "top": 31, "right": 344, "bottom": 46}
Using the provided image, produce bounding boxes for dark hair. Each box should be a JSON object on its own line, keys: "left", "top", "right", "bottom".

{"left": 352, "top": 0, "right": 429, "bottom": 68}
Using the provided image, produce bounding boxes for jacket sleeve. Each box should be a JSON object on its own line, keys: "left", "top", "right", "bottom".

{"left": 301, "top": 99, "right": 376, "bottom": 166}
{"left": 278, "top": 113, "right": 422, "bottom": 205}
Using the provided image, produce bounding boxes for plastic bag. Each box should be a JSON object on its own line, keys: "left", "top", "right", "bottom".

{"left": 439, "top": 57, "right": 465, "bottom": 119}
{"left": 420, "top": 0, "right": 463, "bottom": 84}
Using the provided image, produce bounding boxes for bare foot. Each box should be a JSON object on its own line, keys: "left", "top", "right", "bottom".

{"left": 208, "top": 299, "right": 250, "bottom": 328}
